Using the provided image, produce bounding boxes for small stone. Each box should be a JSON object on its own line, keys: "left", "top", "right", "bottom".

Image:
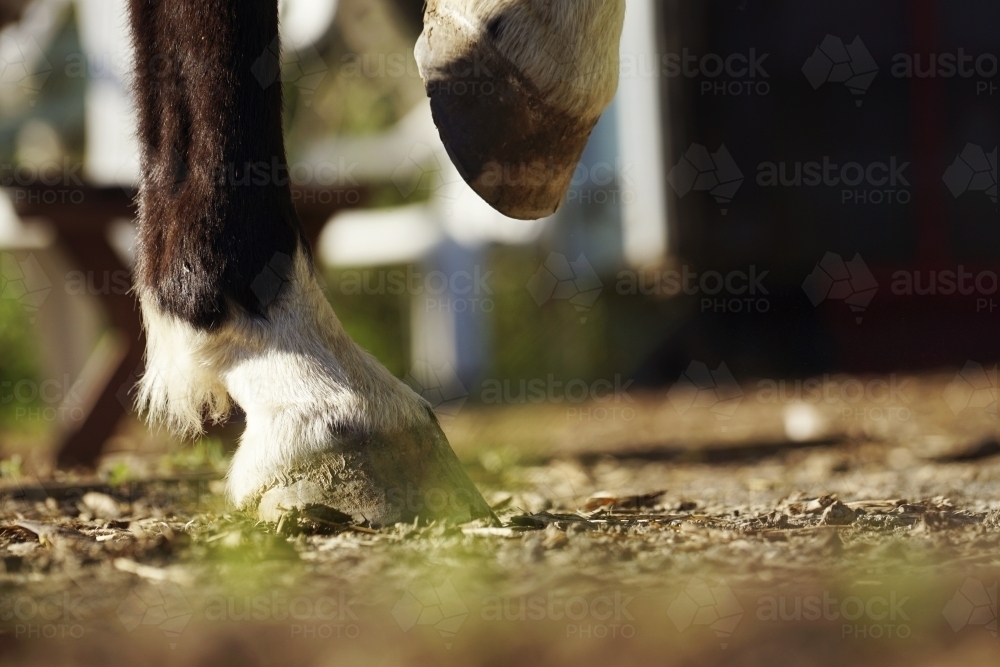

{"left": 805, "top": 496, "right": 836, "bottom": 514}
{"left": 542, "top": 524, "right": 568, "bottom": 549}
{"left": 81, "top": 492, "right": 122, "bottom": 520}
{"left": 820, "top": 501, "right": 856, "bottom": 526}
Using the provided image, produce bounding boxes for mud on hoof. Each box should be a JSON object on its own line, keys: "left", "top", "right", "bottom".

{"left": 255, "top": 414, "right": 496, "bottom": 527}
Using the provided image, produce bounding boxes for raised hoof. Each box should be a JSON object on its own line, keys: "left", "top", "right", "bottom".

{"left": 415, "top": 4, "right": 615, "bottom": 221}
{"left": 254, "top": 412, "right": 496, "bottom": 527}
{"left": 418, "top": 47, "right": 596, "bottom": 220}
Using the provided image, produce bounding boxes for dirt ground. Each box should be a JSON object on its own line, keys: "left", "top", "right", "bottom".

{"left": 1, "top": 373, "right": 998, "bottom": 666}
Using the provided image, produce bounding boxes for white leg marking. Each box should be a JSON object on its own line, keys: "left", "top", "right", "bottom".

{"left": 137, "top": 248, "right": 429, "bottom": 508}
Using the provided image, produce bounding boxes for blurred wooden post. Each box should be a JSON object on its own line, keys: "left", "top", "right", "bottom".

{"left": 11, "top": 182, "right": 364, "bottom": 468}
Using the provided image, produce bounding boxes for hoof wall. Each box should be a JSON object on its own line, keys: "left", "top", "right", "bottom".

{"left": 250, "top": 414, "right": 496, "bottom": 527}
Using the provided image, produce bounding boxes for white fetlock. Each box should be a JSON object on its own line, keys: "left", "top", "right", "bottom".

{"left": 138, "top": 247, "right": 491, "bottom": 525}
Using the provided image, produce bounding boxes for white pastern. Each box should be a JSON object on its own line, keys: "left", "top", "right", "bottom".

{"left": 137, "top": 248, "right": 429, "bottom": 508}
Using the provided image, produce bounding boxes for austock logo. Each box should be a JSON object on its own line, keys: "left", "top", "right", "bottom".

{"left": 404, "top": 362, "right": 469, "bottom": 419}
{"left": 756, "top": 156, "right": 912, "bottom": 206}
{"left": 116, "top": 580, "right": 193, "bottom": 649}
{"left": 755, "top": 374, "right": 913, "bottom": 426}
{"left": 802, "top": 35, "right": 879, "bottom": 107}
{"left": 802, "top": 253, "right": 878, "bottom": 323}
{"left": 757, "top": 590, "right": 912, "bottom": 640}
{"left": 890, "top": 49, "right": 998, "bottom": 95}
{"left": 617, "top": 265, "right": 772, "bottom": 314}
{"left": 251, "top": 37, "right": 327, "bottom": 104}
{"left": 667, "top": 143, "right": 744, "bottom": 214}
{"left": 480, "top": 590, "right": 636, "bottom": 639}
{"left": 202, "top": 590, "right": 360, "bottom": 639}
{"left": 942, "top": 361, "right": 997, "bottom": 421}
{"left": 942, "top": 578, "right": 997, "bottom": 637}
{"left": 1, "top": 572, "right": 92, "bottom": 640}
{"left": 389, "top": 143, "right": 472, "bottom": 217}
{"left": 1, "top": 374, "right": 87, "bottom": 424}
{"left": 0, "top": 252, "right": 51, "bottom": 323}
{"left": 667, "top": 361, "right": 744, "bottom": 421}
{"left": 392, "top": 579, "right": 468, "bottom": 649}
{"left": 526, "top": 253, "right": 603, "bottom": 324}
{"left": 0, "top": 33, "right": 52, "bottom": 103}
{"left": 620, "top": 47, "right": 771, "bottom": 97}
{"left": 668, "top": 578, "right": 744, "bottom": 649}
{"left": 392, "top": 143, "right": 450, "bottom": 199}
{"left": 479, "top": 375, "right": 636, "bottom": 423}
{"left": 338, "top": 265, "right": 495, "bottom": 315}
{"left": 250, "top": 252, "right": 295, "bottom": 310}
{"left": 943, "top": 144, "right": 997, "bottom": 204}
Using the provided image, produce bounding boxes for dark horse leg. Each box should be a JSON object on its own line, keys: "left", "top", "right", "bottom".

{"left": 127, "top": 0, "right": 493, "bottom": 525}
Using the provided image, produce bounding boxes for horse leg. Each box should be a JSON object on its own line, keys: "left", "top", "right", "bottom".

{"left": 127, "top": 0, "right": 493, "bottom": 525}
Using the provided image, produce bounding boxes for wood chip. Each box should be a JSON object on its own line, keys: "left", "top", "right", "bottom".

{"left": 113, "top": 558, "right": 194, "bottom": 586}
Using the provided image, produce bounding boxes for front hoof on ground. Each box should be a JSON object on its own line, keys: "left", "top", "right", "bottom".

{"left": 252, "top": 414, "right": 495, "bottom": 527}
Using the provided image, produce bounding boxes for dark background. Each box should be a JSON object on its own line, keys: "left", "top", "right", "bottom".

{"left": 636, "top": 0, "right": 999, "bottom": 383}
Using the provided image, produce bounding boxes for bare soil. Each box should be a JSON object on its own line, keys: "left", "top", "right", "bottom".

{"left": 1, "top": 373, "right": 998, "bottom": 666}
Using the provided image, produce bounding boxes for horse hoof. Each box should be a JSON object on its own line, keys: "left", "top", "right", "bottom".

{"left": 416, "top": 0, "right": 625, "bottom": 220}
{"left": 253, "top": 412, "right": 496, "bottom": 527}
